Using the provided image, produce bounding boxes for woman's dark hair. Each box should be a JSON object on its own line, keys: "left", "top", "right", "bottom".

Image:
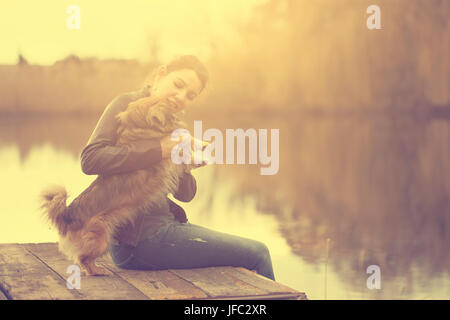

{"left": 145, "top": 55, "right": 209, "bottom": 91}
{"left": 167, "top": 55, "right": 209, "bottom": 90}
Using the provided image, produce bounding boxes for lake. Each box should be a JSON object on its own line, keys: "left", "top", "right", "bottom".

{"left": 1, "top": 110, "right": 449, "bottom": 299}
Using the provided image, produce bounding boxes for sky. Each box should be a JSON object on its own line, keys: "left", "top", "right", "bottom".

{"left": 0, "top": 0, "right": 265, "bottom": 65}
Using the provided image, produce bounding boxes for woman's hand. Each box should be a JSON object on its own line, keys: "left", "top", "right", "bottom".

{"left": 189, "top": 149, "right": 210, "bottom": 169}
{"left": 160, "top": 134, "right": 181, "bottom": 159}
{"left": 160, "top": 134, "right": 210, "bottom": 165}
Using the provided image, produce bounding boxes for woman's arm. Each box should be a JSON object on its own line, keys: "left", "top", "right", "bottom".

{"left": 80, "top": 86, "right": 164, "bottom": 175}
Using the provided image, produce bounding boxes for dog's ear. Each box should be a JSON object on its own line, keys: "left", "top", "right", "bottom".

{"left": 119, "top": 101, "right": 151, "bottom": 129}
{"left": 146, "top": 106, "right": 168, "bottom": 129}
{"left": 153, "top": 109, "right": 167, "bottom": 126}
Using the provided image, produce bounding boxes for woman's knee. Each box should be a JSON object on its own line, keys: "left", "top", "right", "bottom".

{"left": 250, "top": 240, "right": 272, "bottom": 263}
{"left": 247, "top": 240, "right": 275, "bottom": 280}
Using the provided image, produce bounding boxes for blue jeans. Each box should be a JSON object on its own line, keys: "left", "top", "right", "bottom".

{"left": 109, "top": 221, "right": 275, "bottom": 280}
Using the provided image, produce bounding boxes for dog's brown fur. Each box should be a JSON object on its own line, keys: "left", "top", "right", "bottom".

{"left": 40, "top": 97, "right": 189, "bottom": 276}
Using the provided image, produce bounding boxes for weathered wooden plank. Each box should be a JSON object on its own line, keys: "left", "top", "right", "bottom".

{"left": 99, "top": 259, "right": 208, "bottom": 300}
{"left": 170, "top": 267, "right": 268, "bottom": 299}
{"left": 1, "top": 242, "right": 306, "bottom": 300}
{"left": 0, "top": 243, "right": 77, "bottom": 300}
{"left": 217, "top": 267, "right": 306, "bottom": 299}
{"left": 23, "top": 243, "right": 149, "bottom": 300}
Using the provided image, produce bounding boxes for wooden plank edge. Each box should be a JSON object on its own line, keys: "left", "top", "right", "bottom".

{"left": 167, "top": 268, "right": 307, "bottom": 300}
{"left": 223, "top": 267, "right": 300, "bottom": 294}
{"left": 169, "top": 268, "right": 273, "bottom": 298}
{"left": 193, "top": 292, "right": 307, "bottom": 300}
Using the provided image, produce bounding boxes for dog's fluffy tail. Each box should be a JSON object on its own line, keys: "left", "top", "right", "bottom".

{"left": 40, "top": 185, "right": 70, "bottom": 235}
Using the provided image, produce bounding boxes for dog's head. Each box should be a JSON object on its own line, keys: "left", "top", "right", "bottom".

{"left": 145, "top": 101, "right": 187, "bottom": 133}
{"left": 118, "top": 97, "right": 185, "bottom": 128}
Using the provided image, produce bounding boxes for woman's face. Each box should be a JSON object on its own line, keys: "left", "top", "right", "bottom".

{"left": 151, "top": 67, "right": 203, "bottom": 113}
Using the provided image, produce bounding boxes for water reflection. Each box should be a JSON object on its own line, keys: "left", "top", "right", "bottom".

{"left": 0, "top": 112, "right": 449, "bottom": 299}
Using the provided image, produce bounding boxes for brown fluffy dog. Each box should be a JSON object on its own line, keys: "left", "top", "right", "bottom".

{"left": 40, "top": 97, "right": 189, "bottom": 276}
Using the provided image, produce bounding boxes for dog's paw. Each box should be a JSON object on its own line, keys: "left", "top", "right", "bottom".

{"left": 82, "top": 265, "right": 111, "bottom": 276}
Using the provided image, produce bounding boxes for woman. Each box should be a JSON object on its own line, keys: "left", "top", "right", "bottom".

{"left": 80, "top": 55, "right": 275, "bottom": 280}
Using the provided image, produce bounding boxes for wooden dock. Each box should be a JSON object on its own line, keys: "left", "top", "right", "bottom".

{"left": 0, "top": 242, "right": 307, "bottom": 300}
